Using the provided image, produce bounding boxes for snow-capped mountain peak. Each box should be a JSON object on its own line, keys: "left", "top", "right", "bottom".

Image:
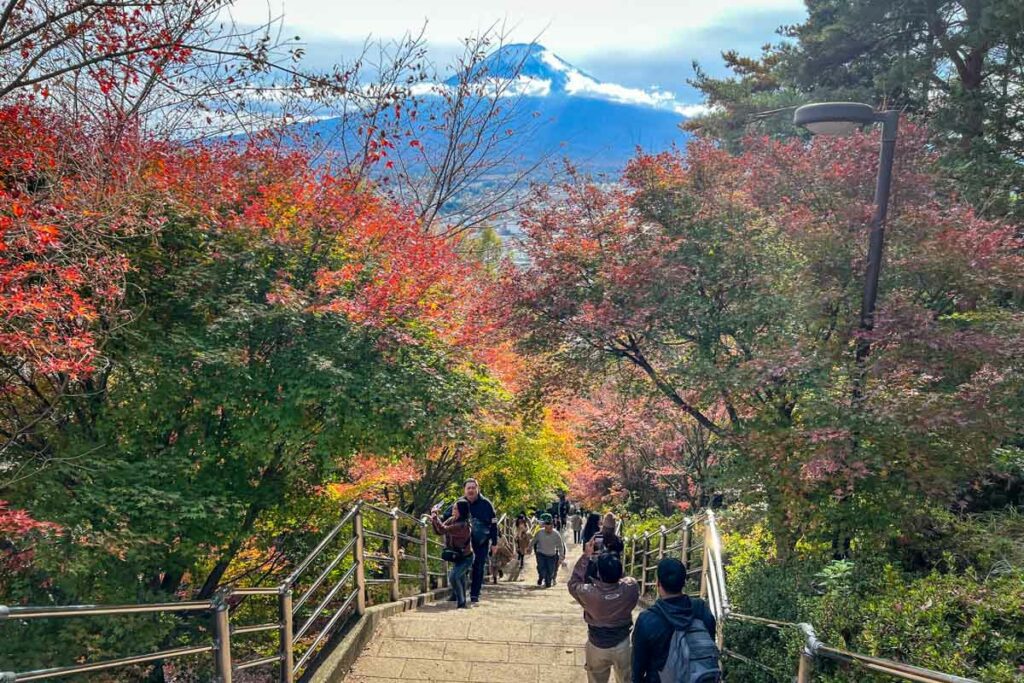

{"left": 446, "top": 42, "right": 693, "bottom": 115}
{"left": 446, "top": 43, "right": 593, "bottom": 92}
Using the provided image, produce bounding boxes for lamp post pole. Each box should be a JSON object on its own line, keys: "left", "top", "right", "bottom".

{"left": 794, "top": 103, "right": 899, "bottom": 396}
{"left": 857, "top": 110, "right": 899, "bottom": 372}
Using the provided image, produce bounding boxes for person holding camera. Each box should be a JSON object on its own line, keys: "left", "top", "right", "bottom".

{"left": 431, "top": 498, "right": 473, "bottom": 609}
{"left": 569, "top": 538, "right": 640, "bottom": 683}
{"left": 584, "top": 513, "right": 625, "bottom": 583}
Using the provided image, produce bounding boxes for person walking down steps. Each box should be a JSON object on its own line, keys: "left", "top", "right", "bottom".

{"left": 430, "top": 498, "right": 473, "bottom": 609}
{"left": 570, "top": 510, "right": 583, "bottom": 544}
{"left": 515, "top": 513, "right": 532, "bottom": 570}
{"left": 532, "top": 513, "right": 566, "bottom": 587}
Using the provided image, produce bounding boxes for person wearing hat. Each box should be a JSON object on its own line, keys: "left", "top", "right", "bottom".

{"left": 531, "top": 513, "right": 566, "bottom": 587}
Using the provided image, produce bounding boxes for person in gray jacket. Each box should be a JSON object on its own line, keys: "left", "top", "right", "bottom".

{"left": 531, "top": 514, "right": 566, "bottom": 587}
{"left": 568, "top": 539, "right": 641, "bottom": 683}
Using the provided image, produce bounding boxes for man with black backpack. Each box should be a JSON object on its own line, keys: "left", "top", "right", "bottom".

{"left": 632, "top": 558, "right": 721, "bottom": 682}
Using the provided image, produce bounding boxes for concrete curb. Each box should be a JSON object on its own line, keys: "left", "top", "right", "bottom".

{"left": 307, "top": 586, "right": 450, "bottom": 683}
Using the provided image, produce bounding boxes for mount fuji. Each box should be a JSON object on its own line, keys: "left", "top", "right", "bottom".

{"left": 310, "top": 43, "right": 694, "bottom": 173}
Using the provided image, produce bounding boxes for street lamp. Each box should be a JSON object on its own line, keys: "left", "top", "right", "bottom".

{"left": 794, "top": 102, "right": 899, "bottom": 368}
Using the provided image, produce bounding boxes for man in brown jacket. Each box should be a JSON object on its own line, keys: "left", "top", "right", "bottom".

{"left": 568, "top": 540, "right": 641, "bottom": 683}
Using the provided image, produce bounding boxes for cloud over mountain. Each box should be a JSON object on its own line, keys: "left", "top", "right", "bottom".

{"left": 435, "top": 42, "right": 707, "bottom": 116}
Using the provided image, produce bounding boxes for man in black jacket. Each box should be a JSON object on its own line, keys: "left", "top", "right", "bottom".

{"left": 461, "top": 478, "right": 498, "bottom": 603}
{"left": 632, "top": 558, "right": 717, "bottom": 682}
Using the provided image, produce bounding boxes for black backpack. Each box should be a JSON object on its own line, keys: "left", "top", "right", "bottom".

{"left": 655, "top": 607, "right": 722, "bottom": 683}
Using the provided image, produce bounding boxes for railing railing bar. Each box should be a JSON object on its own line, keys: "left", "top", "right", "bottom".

{"left": 233, "top": 654, "right": 283, "bottom": 672}
{"left": 396, "top": 532, "right": 421, "bottom": 544}
{"left": 294, "top": 571, "right": 354, "bottom": 642}
{"left": 3, "top": 601, "right": 211, "bottom": 620}
{"left": 728, "top": 612, "right": 799, "bottom": 629}
{"left": 10, "top": 644, "right": 214, "bottom": 681}
{"left": 364, "top": 578, "right": 392, "bottom": 585}
{"left": 400, "top": 555, "right": 424, "bottom": 563}
{"left": 293, "top": 590, "right": 359, "bottom": 674}
{"left": 229, "top": 587, "right": 281, "bottom": 596}
{"left": 361, "top": 503, "right": 395, "bottom": 517}
{"left": 363, "top": 551, "right": 392, "bottom": 562}
{"left": 294, "top": 560, "right": 357, "bottom": 615}
{"left": 397, "top": 573, "right": 420, "bottom": 580}
{"left": 816, "top": 646, "right": 980, "bottom": 683}
{"left": 362, "top": 530, "right": 392, "bottom": 542}
{"left": 284, "top": 503, "right": 361, "bottom": 586}
{"left": 393, "top": 509, "right": 425, "bottom": 524}
{"left": 232, "top": 621, "right": 280, "bottom": 636}
{"left": 292, "top": 539, "right": 357, "bottom": 614}
{"left": 426, "top": 554, "right": 444, "bottom": 562}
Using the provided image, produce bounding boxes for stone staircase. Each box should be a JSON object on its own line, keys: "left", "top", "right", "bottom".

{"left": 344, "top": 535, "right": 588, "bottom": 683}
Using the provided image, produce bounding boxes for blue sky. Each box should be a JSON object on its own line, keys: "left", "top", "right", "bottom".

{"left": 229, "top": 0, "right": 806, "bottom": 106}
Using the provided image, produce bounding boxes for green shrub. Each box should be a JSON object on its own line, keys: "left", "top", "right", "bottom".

{"left": 719, "top": 521, "right": 1024, "bottom": 683}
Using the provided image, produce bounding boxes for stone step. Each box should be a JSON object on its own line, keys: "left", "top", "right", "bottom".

{"left": 343, "top": 534, "right": 592, "bottom": 683}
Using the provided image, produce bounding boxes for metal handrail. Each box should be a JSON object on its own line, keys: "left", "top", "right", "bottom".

{"left": 283, "top": 503, "right": 361, "bottom": 586}
{"left": 361, "top": 503, "right": 395, "bottom": 517}
{"left": 4, "top": 601, "right": 212, "bottom": 619}
{"left": 9, "top": 645, "right": 216, "bottom": 681}
{"left": 394, "top": 508, "right": 426, "bottom": 525}
{"left": 1, "top": 496, "right": 449, "bottom": 683}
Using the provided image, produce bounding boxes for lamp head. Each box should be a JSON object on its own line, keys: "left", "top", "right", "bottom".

{"left": 794, "top": 102, "right": 878, "bottom": 136}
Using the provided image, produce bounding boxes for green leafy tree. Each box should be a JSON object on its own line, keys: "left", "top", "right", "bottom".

{"left": 688, "top": 0, "right": 1024, "bottom": 220}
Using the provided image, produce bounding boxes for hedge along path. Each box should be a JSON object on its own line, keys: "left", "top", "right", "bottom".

{"left": 344, "top": 533, "right": 588, "bottom": 683}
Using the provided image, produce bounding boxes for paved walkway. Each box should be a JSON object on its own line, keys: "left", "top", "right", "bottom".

{"left": 344, "top": 533, "right": 588, "bottom": 683}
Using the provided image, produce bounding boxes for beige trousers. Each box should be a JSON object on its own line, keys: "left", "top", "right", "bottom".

{"left": 585, "top": 638, "right": 631, "bottom": 683}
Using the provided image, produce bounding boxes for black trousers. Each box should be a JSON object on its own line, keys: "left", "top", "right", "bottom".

{"left": 470, "top": 540, "right": 490, "bottom": 599}
{"left": 573, "top": 529, "right": 581, "bottom": 543}
{"left": 536, "top": 552, "right": 558, "bottom": 587}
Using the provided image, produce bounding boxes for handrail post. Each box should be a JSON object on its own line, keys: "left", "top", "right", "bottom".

{"left": 628, "top": 536, "right": 636, "bottom": 577}
{"left": 640, "top": 533, "right": 650, "bottom": 596}
{"left": 419, "top": 518, "right": 430, "bottom": 593}
{"left": 278, "top": 588, "right": 294, "bottom": 683}
{"left": 658, "top": 525, "right": 667, "bottom": 560}
{"left": 354, "top": 507, "right": 367, "bottom": 615}
{"left": 389, "top": 509, "right": 401, "bottom": 601}
{"left": 680, "top": 517, "right": 691, "bottom": 567}
{"left": 797, "top": 623, "right": 820, "bottom": 683}
{"left": 699, "top": 531, "right": 709, "bottom": 601}
{"left": 212, "top": 591, "right": 233, "bottom": 683}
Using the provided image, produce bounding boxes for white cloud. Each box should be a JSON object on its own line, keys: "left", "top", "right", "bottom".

{"left": 563, "top": 69, "right": 677, "bottom": 108}
{"left": 673, "top": 103, "right": 713, "bottom": 117}
{"left": 410, "top": 76, "right": 553, "bottom": 98}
